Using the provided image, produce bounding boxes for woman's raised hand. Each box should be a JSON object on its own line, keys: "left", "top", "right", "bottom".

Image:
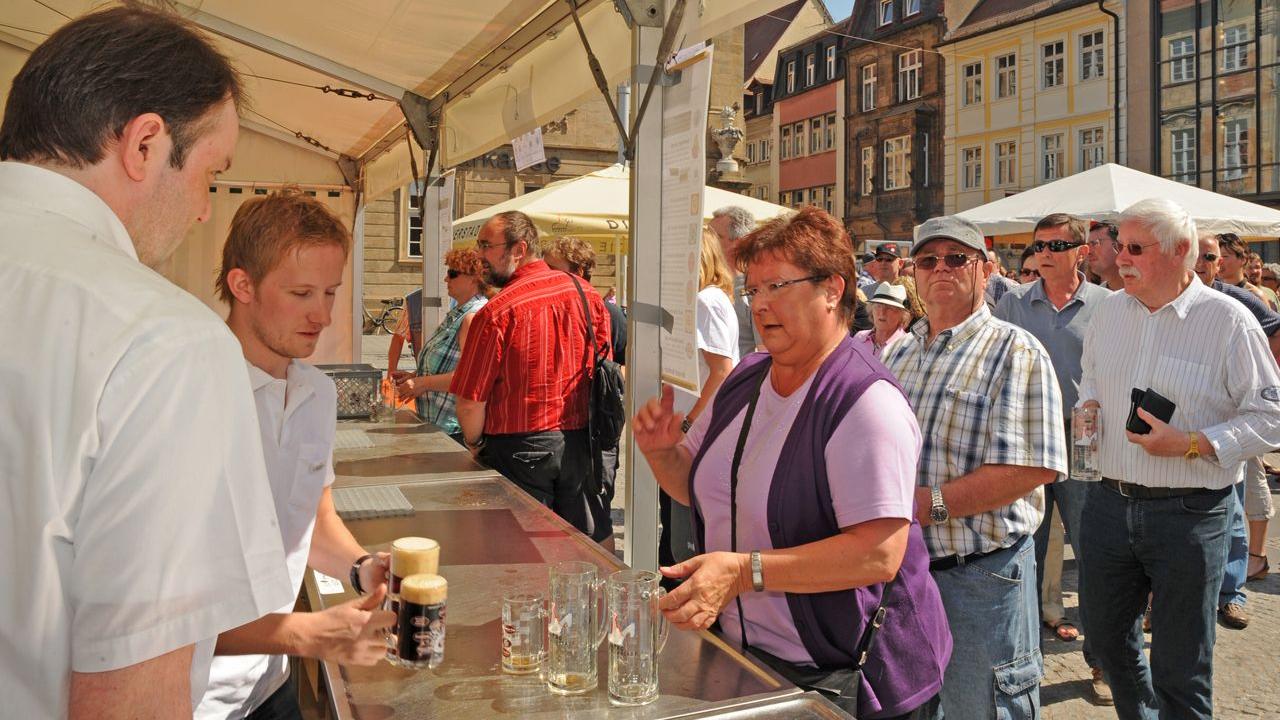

{"left": 633, "top": 384, "right": 686, "bottom": 456}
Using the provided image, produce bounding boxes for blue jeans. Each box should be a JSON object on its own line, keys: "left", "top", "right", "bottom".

{"left": 1078, "top": 483, "right": 1231, "bottom": 720}
{"left": 1033, "top": 478, "right": 1096, "bottom": 667}
{"left": 1217, "top": 481, "right": 1247, "bottom": 609}
{"left": 929, "top": 534, "right": 1041, "bottom": 720}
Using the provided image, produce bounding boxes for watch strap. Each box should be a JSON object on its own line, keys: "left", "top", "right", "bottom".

{"left": 349, "top": 553, "right": 374, "bottom": 595}
{"left": 750, "top": 551, "right": 765, "bottom": 592}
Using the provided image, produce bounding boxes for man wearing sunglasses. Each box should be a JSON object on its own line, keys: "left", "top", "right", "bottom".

{"left": 993, "top": 213, "right": 1114, "bottom": 704}
{"left": 882, "top": 215, "right": 1067, "bottom": 720}
{"left": 1076, "top": 198, "right": 1280, "bottom": 720}
{"left": 1087, "top": 221, "right": 1125, "bottom": 290}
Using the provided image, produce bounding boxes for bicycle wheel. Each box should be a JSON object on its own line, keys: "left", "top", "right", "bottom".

{"left": 380, "top": 305, "right": 405, "bottom": 334}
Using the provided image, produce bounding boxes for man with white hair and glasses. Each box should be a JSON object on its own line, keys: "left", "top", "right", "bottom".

{"left": 1076, "top": 198, "right": 1280, "bottom": 720}
{"left": 709, "top": 205, "right": 759, "bottom": 357}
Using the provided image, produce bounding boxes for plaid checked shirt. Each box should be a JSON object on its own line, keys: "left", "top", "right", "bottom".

{"left": 882, "top": 305, "right": 1068, "bottom": 558}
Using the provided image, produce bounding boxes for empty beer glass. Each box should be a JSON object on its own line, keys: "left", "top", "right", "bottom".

{"left": 606, "top": 570, "right": 669, "bottom": 706}
{"left": 501, "top": 592, "right": 546, "bottom": 675}
{"left": 545, "top": 561, "right": 606, "bottom": 695}
{"left": 1071, "top": 406, "right": 1102, "bottom": 481}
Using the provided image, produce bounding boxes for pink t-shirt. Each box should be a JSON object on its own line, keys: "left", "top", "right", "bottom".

{"left": 681, "top": 373, "right": 921, "bottom": 666}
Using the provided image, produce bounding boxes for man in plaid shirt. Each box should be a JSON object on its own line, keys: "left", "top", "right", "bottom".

{"left": 882, "top": 215, "right": 1067, "bottom": 720}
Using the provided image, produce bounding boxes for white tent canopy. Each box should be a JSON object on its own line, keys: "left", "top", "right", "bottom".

{"left": 452, "top": 164, "right": 792, "bottom": 245}
{"left": 953, "top": 164, "right": 1280, "bottom": 237}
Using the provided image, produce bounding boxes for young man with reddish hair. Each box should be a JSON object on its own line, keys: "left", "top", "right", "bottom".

{"left": 198, "top": 190, "right": 394, "bottom": 720}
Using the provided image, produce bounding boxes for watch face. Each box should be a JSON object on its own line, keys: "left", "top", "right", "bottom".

{"left": 930, "top": 506, "right": 948, "bottom": 523}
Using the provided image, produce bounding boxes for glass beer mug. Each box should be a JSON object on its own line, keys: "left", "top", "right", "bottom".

{"left": 545, "top": 561, "right": 607, "bottom": 695}
{"left": 606, "top": 570, "right": 670, "bottom": 706}
{"left": 1071, "top": 406, "right": 1102, "bottom": 481}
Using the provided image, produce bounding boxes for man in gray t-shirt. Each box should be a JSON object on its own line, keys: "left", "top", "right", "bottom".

{"left": 710, "top": 206, "right": 758, "bottom": 357}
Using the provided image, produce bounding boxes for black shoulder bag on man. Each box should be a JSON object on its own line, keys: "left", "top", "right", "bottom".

{"left": 568, "top": 276, "right": 626, "bottom": 487}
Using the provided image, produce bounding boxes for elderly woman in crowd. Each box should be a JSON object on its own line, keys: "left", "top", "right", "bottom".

{"left": 394, "top": 248, "right": 490, "bottom": 443}
{"left": 634, "top": 207, "right": 950, "bottom": 719}
{"left": 854, "top": 282, "right": 912, "bottom": 358}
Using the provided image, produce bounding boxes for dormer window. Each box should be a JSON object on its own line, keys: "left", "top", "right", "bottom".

{"left": 879, "top": 0, "right": 893, "bottom": 26}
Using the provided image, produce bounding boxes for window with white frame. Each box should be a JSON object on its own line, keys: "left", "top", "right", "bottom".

{"left": 1222, "top": 25, "right": 1250, "bottom": 72}
{"left": 793, "top": 122, "right": 805, "bottom": 157}
{"left": 826, "top": 46, "right": 836, "bottom": 79}
{"left": 805, "top": 54, "right": 816, "bottom": 85}
{"left": 996, "top": 53, "right": 1017, "bottom": 98}
{"left": 402, "top": 180, "right": 425, "bottom": 259}
{"left": 995, "top": 140, "right": 1017, "bottom": 186}
{"left": 1042, "top": 40, "right": 1064, "bottom": 88}
{"left": 1169, "top": 36, "right": 1195, "bottom": 83}
{"left": 1041, "top": 133, "right": 1064, "bottom": 181}
{"left": 905, "top": 0, "right": 921, "bottom": 16}
{"left": 823, "top": 186, "right": 834, "bottom": 213}
{"left": 824, "top": 113, "right": 836, "bottom": 150}
{"left": 786, "top": 61, "right": 796, "bottom": 93}
{"left": 884, "top": 135, "right": 910, "bottom": 190}
{"left": 961, "top": 147, "right": 983, "bottom": 190}
{"left": 879, "top": 0, "right": 893, "bottom": 26}
{"left": 862, "top": 64, "right": 878, "bottom": 111}
{"left": 746, "top": 142, "right": 755, "bottom": 164}
{"left": 1079, "top": 127, "right": 1105, "bottom": 170}
{"left": 780, "top": 126, "right": 791, "bottom": 160}
{"left": 1170, "top": 127, "right": 1196, "bottom": 184}
{"left": 808, "top": 188, "right": 819, "bottom": 206}
{"left": 792, "top": 190, "right": 804, "bottom": 207}
{"left": 810, "top": 117, "right": 823, "bottom": 153}
{"left": 962, "top": 62, "right": 983, "bottom": 106}
{"left": 1079, "top": 30, "right": 1105, "bottom": 81}
{"left": 861, "top": 146, "right": 875, "bottom": 195}
{"left": 761, "top": 139, "right": 771, "bottom": 162}
{"left": 1223, "top": 118, "right": 1250, "bottom": 179}
{"left": 898, "top": 50, "right": 922, "bottom": 102}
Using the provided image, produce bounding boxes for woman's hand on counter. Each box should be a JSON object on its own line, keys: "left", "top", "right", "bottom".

{"left": 394, "top": 375, "right": 428, "bottom": 401}
{"left": 657, "top": 552, "right": 751, "bottom": 632}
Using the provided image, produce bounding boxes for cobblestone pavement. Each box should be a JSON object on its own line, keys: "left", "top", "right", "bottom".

{"left": 1042, "top": 490, "right": 1280, "bottom": 719}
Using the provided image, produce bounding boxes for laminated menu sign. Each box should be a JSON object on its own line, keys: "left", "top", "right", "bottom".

{"left": 512, "top": 126, "right": 546, "bottom": 172}
{"left": 658, "top": 44, "right": 712, "bottom": 393}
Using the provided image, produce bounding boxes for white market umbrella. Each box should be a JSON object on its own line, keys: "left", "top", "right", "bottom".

{"left": 451, "top": 163, "right": 792, "bottom": 247}
{"left": 953, "top": 163, "right": 1280, "bottom": 237}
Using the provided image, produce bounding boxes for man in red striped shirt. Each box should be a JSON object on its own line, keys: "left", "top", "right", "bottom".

{"left": 451, "top": 211, "right": 612, "bottom": 534}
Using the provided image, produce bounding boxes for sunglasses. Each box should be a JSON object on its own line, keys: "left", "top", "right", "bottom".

{"left": 915, "top": 253, "right": 979, "bottom": 271}
{"left": 1031, "top": 240, "right": 1084, "bottom": 253}
{"left": 1198, "top": 252, "right": 1218, "bottom": 263}
{"left": 1111, "top": 239, "right": 1162, "bottom": 256}
{"left": 1263, "top": 275, "right": 1278, "bottom": 282}
{"left": 446, "top": 268, "right": 463, "bottom": 279}
{"left": 1020, "top": 268, "right": 1040, "bottom": 278}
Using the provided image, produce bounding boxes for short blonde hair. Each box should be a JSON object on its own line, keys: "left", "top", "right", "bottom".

{"left": 700, "top": 228, "right": 735, "bottom": 298}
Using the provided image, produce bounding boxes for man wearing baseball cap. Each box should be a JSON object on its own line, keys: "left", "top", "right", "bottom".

{"left": 882, "top": 215, "right": 1067, "bottom": 719}
{"left": 866, "top": 242, "right": 904, "bottom": 285}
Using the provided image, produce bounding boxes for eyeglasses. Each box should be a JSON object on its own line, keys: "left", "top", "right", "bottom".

{"left": 477, "top": 239, "right": 511, "bottom": 251}
{"left": 1111, "top": 239, "right": 1162, "bottom": 256}
{"left": 740, "top": 275, "right": 828, "bottom": 300}
{"left": 446, "top": 268, "right": 463, "bottom": 279}
{"left": 1019, "top": 268, "right": 1040, "bottom": 278}
{"left": 915, "top": 253, "right": 979, "bottom": 271}
{"left": 1263, "top": 274, "right": 1278, "bottom": 283}
{"left": 1031, "top": 240, "right": 1084, "bottom": 254}
{"left": 1198, "top": 252, "right": 1218, "bottom": 263}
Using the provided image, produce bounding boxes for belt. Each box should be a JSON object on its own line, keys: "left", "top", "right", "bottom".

{"left": 929, "top": 547, "right": 1005, "bottom": 572}
{"left": 1101, "top": 477, "right": 1209, "bottom": 499}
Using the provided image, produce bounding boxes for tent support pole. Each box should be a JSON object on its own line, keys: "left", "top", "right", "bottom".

{"left": 623, "top": 2, "right": 666, "bottom": 572}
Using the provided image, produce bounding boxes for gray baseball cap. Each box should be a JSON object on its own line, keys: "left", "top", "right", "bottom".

{"left": 912, "top": 215, "right": 986, "bottom": 256}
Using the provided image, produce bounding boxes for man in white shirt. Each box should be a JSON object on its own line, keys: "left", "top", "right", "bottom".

{"left": 709, "top": 205, "right": 759, "bottom": 357}
{"left": 198, "top": 191, "right": 395, "bottom": 719}
{"left": 0, "top": 7, "right": 294, "bottom": 718}
{"left": 1076, "top": 198, "right": 1280, "bottom": 720}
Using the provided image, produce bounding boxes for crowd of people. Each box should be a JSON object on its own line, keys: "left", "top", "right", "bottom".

{"left": 5, "top": 6, "right": 1280, "bottom": 720}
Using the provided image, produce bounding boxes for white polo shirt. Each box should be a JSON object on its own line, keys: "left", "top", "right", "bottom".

{"left": 0, "top": 161, "right": 294, "bottom": 718}
{"left": 197, "top": 361, "right": 337, "bottom": 719}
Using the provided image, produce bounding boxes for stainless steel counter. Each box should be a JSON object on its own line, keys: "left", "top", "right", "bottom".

{"left": 302, "top": 473, "right": 816, "bottom": 719}
{"left": 331, "top": 414, "right": 492, "bottom": 489}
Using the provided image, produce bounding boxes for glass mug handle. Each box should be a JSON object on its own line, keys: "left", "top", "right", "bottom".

{"left": 593, "top": 577, "right": 608, "bottom": 647}
{"left": 654, "top": 587, "right": 670, "bottom": 653}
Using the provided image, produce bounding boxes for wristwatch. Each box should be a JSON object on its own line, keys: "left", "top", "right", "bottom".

{"left": 680, "top": 417, "right": 693, "bottom": 434}
{"left": 1184, "top": 432, "right": 1201, "bottom": 461}
{"left": 349, "top": 553, "right": 374, "bottom": 595}
{"left": 929, "top": 487, "right": 950, "bottom": 524}
{"left": 464, "top": 434, "right": 486, "bottom": 452}
{"left": 750, "top": 551, "right": 765, "bottom": 592}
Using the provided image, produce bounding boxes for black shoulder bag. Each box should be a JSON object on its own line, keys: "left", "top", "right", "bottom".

{"left": 568, "top": 276, "right": 626, "bottom": 461}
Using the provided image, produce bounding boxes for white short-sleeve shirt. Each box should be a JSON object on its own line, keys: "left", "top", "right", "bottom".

{"left": 0, "top": 162, "right": 294, "bottom": 718}
{"left": 198, "top": 361, "right": 338, "bottom": 719}
{"left": 676, "top": 286, "right": 741, "bottom": 412}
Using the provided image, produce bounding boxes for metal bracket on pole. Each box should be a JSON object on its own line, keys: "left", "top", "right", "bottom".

{"left": 399, "top": 91, "right": 438, "bottom": 157}
{"left": 421, "top": 296, "right": 444, "bottom": 308}
{"left": 613, "top": 0, "right": 664, "bottom": 27}
{"left": 336, "top": 154, "right": 361, "bottom": 193}
{"left": 629, "top": 302, "right": 675, "bottom": 332}
{"left": 634, "top": 66, "right": 681, "bottom": 86}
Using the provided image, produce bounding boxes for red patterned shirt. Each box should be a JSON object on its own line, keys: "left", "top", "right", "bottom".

{"left": 449, "top": 260, "right": 612, "bottom": 435}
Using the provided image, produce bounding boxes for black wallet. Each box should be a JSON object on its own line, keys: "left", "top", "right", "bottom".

{"left": 1126, "top": 387, "right": 1176, "bottom": 435}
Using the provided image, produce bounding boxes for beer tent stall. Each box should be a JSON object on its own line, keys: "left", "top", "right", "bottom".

{"left": 0, "top": 1, "right": 848, "bottom": 718}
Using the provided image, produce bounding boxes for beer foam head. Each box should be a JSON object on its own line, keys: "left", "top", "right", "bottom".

{"left": 401, "top": 573, "right": 448, "bottom": 604}
{"left": 392, "top": 536, "right": 440, "bottom": 575}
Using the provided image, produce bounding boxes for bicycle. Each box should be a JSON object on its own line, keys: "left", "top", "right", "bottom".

{"left": 363, "top": 297, "right": 405, "bottom": 335}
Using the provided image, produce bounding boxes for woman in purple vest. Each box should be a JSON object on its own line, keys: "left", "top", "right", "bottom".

{"left": 634, "top": 207, "right": 951, "bottom": 719}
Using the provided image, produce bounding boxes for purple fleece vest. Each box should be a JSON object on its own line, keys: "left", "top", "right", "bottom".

{"left": 688, "top": 337, "right": 952, "bottom": 718}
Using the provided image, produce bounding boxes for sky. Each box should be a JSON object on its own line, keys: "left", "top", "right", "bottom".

{"left": 824, "top": 0, "right": 855, "bottom": 21}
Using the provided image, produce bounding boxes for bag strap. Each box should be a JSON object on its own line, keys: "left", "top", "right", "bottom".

{"left": 852, "top": 576, "right": 896, "bottom": 671}
{"left": 567, "top": 274, "right": 599, "bottom": 374}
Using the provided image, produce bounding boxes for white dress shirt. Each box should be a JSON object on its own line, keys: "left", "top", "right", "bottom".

{"left": 0, "top": 161, "right": 294, "bottom": 718}
{"left": 1078, "top": 277, "right": 1280, "bottom": 489}
{"left": 198, "top": 361, "right": 337, "bottom": 719}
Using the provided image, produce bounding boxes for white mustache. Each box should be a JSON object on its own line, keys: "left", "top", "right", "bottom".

{"left": 1118, "top": 267, "right": 1142, "bottom": 279}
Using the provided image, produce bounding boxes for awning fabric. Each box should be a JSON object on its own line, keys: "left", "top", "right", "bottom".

{"left": 951, "top": 164, "right": 1280, "bottom": 237}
